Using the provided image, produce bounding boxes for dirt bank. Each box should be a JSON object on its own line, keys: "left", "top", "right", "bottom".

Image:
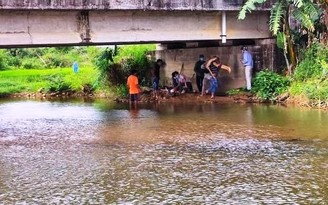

{"left": 115, "top": 90, "right": 260, "bottom": 104}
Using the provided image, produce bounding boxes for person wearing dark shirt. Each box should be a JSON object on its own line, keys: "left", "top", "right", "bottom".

{"left": 194, "top": 54, "right": 206, "bottom": 93}
{"left": 205, "top": 56, "right": 231, "bottom": 99}
{"left": 154, "top": 59, "right": 163, "bottom": 81}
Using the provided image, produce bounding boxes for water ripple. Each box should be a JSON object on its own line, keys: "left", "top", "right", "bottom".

{"left": 0, "top": 100, "right": 328, "bottom": 204}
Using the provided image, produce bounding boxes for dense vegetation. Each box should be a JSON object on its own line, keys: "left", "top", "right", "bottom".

{"left": 0, "top": 45, "right": 155, "bottom": 97}
{"left": 250, "top": 43, "right": 328, "bottom": 108}
{"left": 94, "top": 45, "right": 155, "bottom": 97}
{"left": 239, "top": 0, "right": 328, "bottom": 108}
{"left": 289, "top": 43, "right": 328, "bottom": 107}
{"left": 0, "top": 47, "right": 100, "bottom": 96}
{"left": 0, "top": 47, "right": 99, "bottom": 70}
{"left": 0, "top": 67, "right": 98, "bottom": 97}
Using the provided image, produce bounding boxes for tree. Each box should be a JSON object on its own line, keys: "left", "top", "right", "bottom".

{"left": 238, "top": 0, "right": 320, "bottom": 74}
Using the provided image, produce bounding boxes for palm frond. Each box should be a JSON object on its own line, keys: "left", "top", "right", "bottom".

{"left": 293, "top": 9, "right": 315, "bottom": 31}
{"left": 238, "top": 0, "right": 267, "bottom": 20}
{"left": 270, "top": 1, "right": 285, "bottom": 35}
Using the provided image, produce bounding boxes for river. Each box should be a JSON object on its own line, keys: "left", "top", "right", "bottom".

{"left": 0, "top": 99, "right": 328, "bottom": 204}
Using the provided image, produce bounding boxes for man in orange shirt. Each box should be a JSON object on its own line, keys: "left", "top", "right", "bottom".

{"left": 127, "top": 69, "right": 141, "bottom": 104}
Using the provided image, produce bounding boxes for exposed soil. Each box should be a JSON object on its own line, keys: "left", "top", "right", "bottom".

{"left": 115, "top": 90, "right": 260, "bottom": 104}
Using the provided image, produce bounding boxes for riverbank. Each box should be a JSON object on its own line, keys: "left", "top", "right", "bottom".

{"left": 115, "top": 89, "right": 263, "bottom": 104}
{"left": 0, "top": 69, "right": 322, "bottom": 110}
{"left": 1, "top": 86, "right": 260, "bottom": 105}
{"left": 3, "top": 89, "right": 328, "bottom": 112}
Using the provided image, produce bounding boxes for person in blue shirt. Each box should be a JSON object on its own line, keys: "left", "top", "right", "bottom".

{"left": 240, "top": 46, "right": 254, "bottom": 91}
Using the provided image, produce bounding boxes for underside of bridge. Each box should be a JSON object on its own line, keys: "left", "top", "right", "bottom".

{"left": 0, "top": 10, "right": 270, "bottom": 47}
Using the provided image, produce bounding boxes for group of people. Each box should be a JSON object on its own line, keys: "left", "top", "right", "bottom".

{"left": 127, "top": 46, "right": 254, "bottom": 103}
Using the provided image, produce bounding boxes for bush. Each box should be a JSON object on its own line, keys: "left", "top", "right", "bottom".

{"left": 115, "top": 45, "right": 155, "bottom": 86}
{"left": 290, "top": 80, "right": 328, "bottom": 101}
{"left": 45, "top": 74, "right": 71, "bottom": 92}
{"left": 94, "top": 45, "right": 155, "bottom": 88}
{"left": 0, "top": 47, "right": 101, "bottom": 70}
{"left": 21, "top": 58, "right": 43, "bottom": 69}
{"left": 252, "top": 70, "right": 290, "bottom": 100}
{"left": 293, "top": 43, "right": 328, "bottom": 81}
{"left": 0, "top": 50, "right": 10, "bottom": 70}
{"left": 290, "top": 43, "right": 328, "bottom": 103}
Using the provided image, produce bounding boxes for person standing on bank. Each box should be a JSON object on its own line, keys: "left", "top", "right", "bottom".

{"left": 206, "top": 56, "right": 231, "bottom": 99}
{"left": 127, "top": 69, "right": 141, "bottom": 105}
{"left": 193, "top": 54, "right": 206, "bottom": 93}
{"left": 154, "top": 59, "right": 163, "bottom": 83}
{"left": 240, "top": 46, "right": 254, "bottom": 91}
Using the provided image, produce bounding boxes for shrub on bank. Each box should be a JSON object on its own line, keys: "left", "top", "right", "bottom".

{"left": 293, "top": 43, "right": 328, "bottom": 81}
{"left": 290, "top": 43, "right": 328, "bottom": 105}
{"left": 252, "top": 70, "right": 290, "bottom": 101}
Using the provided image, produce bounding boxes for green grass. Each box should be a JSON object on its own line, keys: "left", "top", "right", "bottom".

{"left": 0, "top": 67, "right": 99, "bottom": 95}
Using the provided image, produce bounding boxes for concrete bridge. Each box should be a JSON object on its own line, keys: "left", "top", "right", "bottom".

{"left": 0, "top": 0, "right": 273, "bottom": 47}
{"left": 0, "top": 0, "right": 278, "bottom": 93}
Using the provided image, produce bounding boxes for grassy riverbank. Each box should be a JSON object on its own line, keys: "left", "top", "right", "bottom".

{"left": 0, "top": 67, "right": 98, "bottom": 96}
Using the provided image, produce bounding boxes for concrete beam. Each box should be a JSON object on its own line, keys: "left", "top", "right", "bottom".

{"left": 0, "top": 10, "right": 271, "bottom": 47}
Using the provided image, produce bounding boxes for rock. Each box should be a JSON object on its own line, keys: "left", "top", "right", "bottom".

{"left": 278, "top": 93, "right": 289, "bottom": 102}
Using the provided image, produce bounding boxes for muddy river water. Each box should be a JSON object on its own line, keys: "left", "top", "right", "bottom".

{"left": 0, "top": 99, "right": 328, "bottom": 204}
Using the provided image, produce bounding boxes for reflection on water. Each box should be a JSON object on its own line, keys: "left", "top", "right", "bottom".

{"left": 0, "top": 99, "right": 328, "bottom": 204}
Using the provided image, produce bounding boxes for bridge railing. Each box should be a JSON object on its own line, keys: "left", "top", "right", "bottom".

{"left": 0, "top": 0, "right": 274, "bottom": 11}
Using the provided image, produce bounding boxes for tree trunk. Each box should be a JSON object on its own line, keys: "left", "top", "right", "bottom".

{"left": 285, "top": 5, "right": 297, "bottom": 75}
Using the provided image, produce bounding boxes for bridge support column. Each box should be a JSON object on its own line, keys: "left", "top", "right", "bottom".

{"left": 221, "top": 11, "right": 227, "bottom": 43}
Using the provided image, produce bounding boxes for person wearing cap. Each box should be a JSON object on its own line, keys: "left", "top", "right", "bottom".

{"left": 240, "top": 46, "right": 254, "bottom": 91}
{"left": 193, "top": 54, "right": 206, "bottom": 93}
